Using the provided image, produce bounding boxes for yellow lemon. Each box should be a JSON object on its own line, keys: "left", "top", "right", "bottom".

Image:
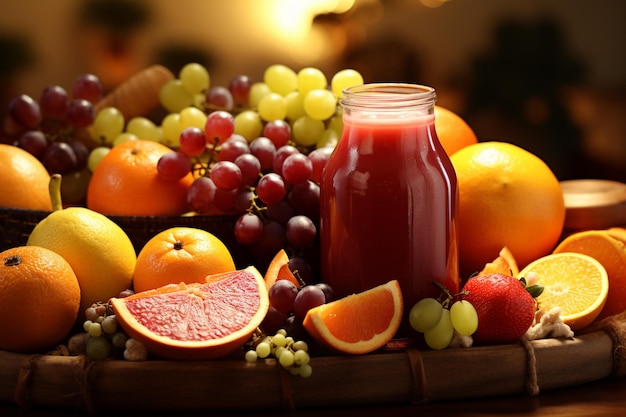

{"left": 27, "top": 175, "right": 136, "bottom": 312}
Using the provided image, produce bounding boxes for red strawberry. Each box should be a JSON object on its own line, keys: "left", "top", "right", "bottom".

{"left": 461, "top": 273, "right": 538, "bottom": 345}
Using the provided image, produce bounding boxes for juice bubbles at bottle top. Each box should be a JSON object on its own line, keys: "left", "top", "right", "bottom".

{"left": 320, "top": 83, "right": 459, "bottom": 339}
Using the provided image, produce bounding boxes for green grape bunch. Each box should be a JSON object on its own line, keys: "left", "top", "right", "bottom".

{"left": 409, "top": 283, "right": 479, "bottom": 350}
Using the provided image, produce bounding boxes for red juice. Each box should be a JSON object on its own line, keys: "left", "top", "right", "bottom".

{"left": 320, "top": 84, "right": 459, "bottom": 339}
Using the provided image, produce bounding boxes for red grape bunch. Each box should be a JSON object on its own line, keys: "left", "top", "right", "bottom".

{"left": 2, "top": 74, "right": 103, "bottom": 203}
{"left": 155, "top": 63, "right": 364, "bottom": 270}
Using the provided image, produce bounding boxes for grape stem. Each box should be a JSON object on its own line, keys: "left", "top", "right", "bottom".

{"left": 189, "top": 139, "right": 221, "bottom": 177}
{"left": 246, "top": 191, "right": 269, "bottom": 221}
{"left": 291, "top": 269, "right": 307, "bottom": 288}
{"left": 432, "top": 281, "right": 469, "bottom": 309}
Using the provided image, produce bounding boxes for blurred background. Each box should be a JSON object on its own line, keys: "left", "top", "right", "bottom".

{"left": 1, "top": 0, "right": 625, "bottom": 181}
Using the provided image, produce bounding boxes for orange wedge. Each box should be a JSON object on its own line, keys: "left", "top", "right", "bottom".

{"left": 479, "top": 246, "right": 520, "bottom": 277}
{"left": 302, "top": 280, "right": 403, "bottom": 354}
{"left": 263, "top": 249, "right": 301, "bottom": 291}
{"left": 553, "top": 230, "right": 626, "bottom": 319}
{"left": 519, "top": 252, "right": 608, "bottom": 330}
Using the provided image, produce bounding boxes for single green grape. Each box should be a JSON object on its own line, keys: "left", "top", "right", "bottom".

{"left": 85, "top": 335, "right": 111, "bottom": 360}
{"left": 101, "top": 315, "right": 118, "bottom": 335}
{"left": 285, "top": 91, "right": 305, "bottom": 121}
{"left": 424, "top": 309, "right": 454, "bottom": 350}
{"left": 257, "top": 93, "right": 287, "bottom": 121}
{"left": 409, "top": 297, "right": 444, "bottom": 333}
{"left": 303, "top": 89, "right": 337, "bottom": 121}
{"left": 92, "top": 107, "right": 124, "bottom": 145}
{"left": 245, "top": 349, "right": 258, "bottom": 363}
{"left": 292, "top": 340, "right": 308, "bottom": 351}
{"left": 255, "top": 341, "right": 271, "bottom": 358}
{"left": 292, "top": 115, "right": 325, "bottom": 147}
{"left": 297, "top": 67, "right": 327, "bottom": 94}
{"left": 179, "top": 106, "right": 207, "bottom": 130}
{"left": 274, "top": 346, "right": 286, "bottom": 360}
{"left": 272, "top": 333, "right": 287, "bottom": 348}
{"left": 249, "top": 82, "right": 271, "bottom": 109}
{"left": 234, "top": 110, "right": 263, "bottom": 141}
{"left": 294, "top": 349, "right": 310, "bottom": 365}
{"left": 450, "top": 300, "right": 479, "bottom": 336}
{"left": 126, "top": 117, "right": 161, "bottom": 142}
{"left": 83, "top": 319, "right": 93, "bottom": 333}
{"left": 161, "top": 113, "right": 182, "bottom": 147}
{"left": 113, "top": 132, "right": 138, "bottom": 147}
{"left": 179, "top": 63, "right": 210, "bottom": 95}
{"left": 299, "top": 363, "right": 313, "bottom": 378}
{"left": 264, "top": 64, "right": 298, "bottom": 96}
{"left": 279, "top": 350, "right": 295, "bottom": 368}
{"left": 87, "top": 146, "right": 111, "bottom": 172}
{"left": 87, "top": 321, "right": 103, "bottom": 337}
{"left": 160, "top": 79, "right": 194, "bottom": 113}
{"left": 331, "top": 69, "right": 364, "bottom": 98}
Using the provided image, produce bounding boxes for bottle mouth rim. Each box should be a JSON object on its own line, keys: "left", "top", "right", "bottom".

{"left": 341, "top": 83, "right": 436, "bottom": 108}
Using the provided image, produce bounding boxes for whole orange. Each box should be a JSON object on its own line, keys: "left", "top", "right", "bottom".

{"left": 0, "top": 246, "right": 81, "bottom": 352}
{"left": 133, "top": 227, "right": 236, "bottom": 293}
{"left": 434, "top": 105, "right": 478, "bottom": 156}
{"left": 86, "top": 140, "right": 193, "bottom": 216}
{"left": 0, "top": 144, "right": 52, "bottom": 211}
{"left": 450, "top": 141, "right": 565, "bottom": 277}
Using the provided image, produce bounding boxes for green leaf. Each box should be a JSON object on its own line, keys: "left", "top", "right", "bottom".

{"left": 526, "top": 284, "right": 544, "bottom": 298}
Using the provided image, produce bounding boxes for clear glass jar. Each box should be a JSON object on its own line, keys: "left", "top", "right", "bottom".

{"left": 320, "top": 83, "right": 459, "bottom": 339}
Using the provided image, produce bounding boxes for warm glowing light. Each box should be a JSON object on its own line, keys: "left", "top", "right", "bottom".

{"left": 250, "top": 0, "right": 357, "bottom": 62}
{"left": 331, "top": 0, "right": 357, "bottom": 14}
{"left": 420, "top": 0, "right": 452, "bottom": 8}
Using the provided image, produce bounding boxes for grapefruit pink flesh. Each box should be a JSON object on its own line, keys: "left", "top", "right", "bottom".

{"left": 111, "top": 266, "right": 269, "bottom": 360}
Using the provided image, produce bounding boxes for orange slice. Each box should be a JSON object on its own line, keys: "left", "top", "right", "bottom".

{"left": 553, "top": 230, "right": 626, "bottom": 319}
{"left": 519, "top": 252, "right": 608, "bottom": 331}
{"left": 263, "top": 249, "right": 301, "bottom": 291}
{"left": 605, "top": 227, "right": 626, "bottom": 245}
{"left": 302, "top": 280, "right": 403, "bottom": 354}
{"left": 479, "top": 246, "right": 519, "bottom": 277}
{"left": 111, "top": 266, "right": 269, "bottom": 360}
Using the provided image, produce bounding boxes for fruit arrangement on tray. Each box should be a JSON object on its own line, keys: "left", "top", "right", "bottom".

{"left": 1, "top": 63, "right": 626, "bottom": 413}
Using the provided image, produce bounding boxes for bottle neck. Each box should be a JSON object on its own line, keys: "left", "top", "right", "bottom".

{"left": 341, "top": 83, "right": 436, "bottom": 124}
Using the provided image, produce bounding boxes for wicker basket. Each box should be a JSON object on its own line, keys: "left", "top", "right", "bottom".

{"left": 0, "top": 322, "right": 624, "bottom": 413}
{"left": 0, "top": 206, "right": 256, "bottom": 268}
{"left": 3, "top": 205, "right": 625, "bottom": 412}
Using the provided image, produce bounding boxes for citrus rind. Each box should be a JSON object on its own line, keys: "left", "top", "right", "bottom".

{"left": 302, "top": 280, "right": 403, "bottom": 355}
{"left": 111, "top": 266, "right": 269, "bottom": 360}
{"left": 519, "top": 252, "right": 608, "bottom": 331}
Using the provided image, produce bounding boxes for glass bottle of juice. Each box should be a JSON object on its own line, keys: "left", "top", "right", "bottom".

{"left": 320, "top": 83, "right": 459, "bottom": 340}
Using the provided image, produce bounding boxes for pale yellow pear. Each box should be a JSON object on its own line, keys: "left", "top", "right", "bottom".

{"left": 27, "top": 175, "right": 136, "bottom": 312}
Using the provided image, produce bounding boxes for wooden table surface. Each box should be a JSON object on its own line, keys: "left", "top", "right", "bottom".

{"left": 1, "top": 375, "right": 625, "bottom": 417}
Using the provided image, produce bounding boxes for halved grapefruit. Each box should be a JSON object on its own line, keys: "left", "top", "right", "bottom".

{"left": 111, "top": 266, "right": 269, "bottom": 360}
{"left": 302, "top": 280, "right": 403, "bottom": 355}
{"left": 263, "top": 249, "right": 302, "bottom": 291}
